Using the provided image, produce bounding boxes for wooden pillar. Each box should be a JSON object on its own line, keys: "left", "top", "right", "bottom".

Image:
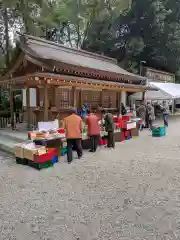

{"left": 79, "top": 89, "right": 83, "bottom": 108}
{"left": 100, "top": 90, "right": 103, "bottom": 107}
{"left": 36, "top": 87, "right": 40, "bottom": 106}
{"left": 121, "top": 91, "right": 127, "bottom": 106}
{"left": 72, "top": 87, "right": 76, "bottom": 107}
{"left": 44, "top": 84, "right": 49, "bottom": 121}
{"left": 116, "top": 92, "right": 120, "bottom": 109}
{"left": 10, "top": 85, "right": 14, "bottom": 129}
{"left": 26, "top": 87, "right": 31, "bottom": 129}
{"left": 52, "top": 86, "right": 56, "bottom": 106}
{"left": 116, "top": 91, "right": 121, "bottom": 116}
{"left": 142, "top": 91, "right": 146, "bottom": 103}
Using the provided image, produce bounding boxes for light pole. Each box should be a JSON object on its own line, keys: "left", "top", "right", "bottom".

{"left": 140, "top": 60, "right": 146, "bottom": 76}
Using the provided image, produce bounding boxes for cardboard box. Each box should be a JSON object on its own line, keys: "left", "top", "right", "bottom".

{"left": 23, "top": 146, "right": 46, "bottom": 160}
{"left": 114, "top": 132, "right": 123, "bottom": 142}
{"left": 131, "top": 128, "right": 139, "bottom": 137}
{"left": 14, "top": 143, "right": 24, "bottom": 158}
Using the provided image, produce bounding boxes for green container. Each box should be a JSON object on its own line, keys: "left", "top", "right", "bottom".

{"left": 28, "top": 160, "right": 53, "bottom": 170}
{"left": 152, "top": 126, "right": 166, "bottom": 137}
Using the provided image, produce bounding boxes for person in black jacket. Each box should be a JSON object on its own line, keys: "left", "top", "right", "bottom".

{"left": 102, "top": 109, "right": 115, "bottom": 148}
{"left": 121, "top": 103, "right": 127, "bottom": 115}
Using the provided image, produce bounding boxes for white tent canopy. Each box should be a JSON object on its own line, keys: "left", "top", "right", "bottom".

{"left": 149, "top": 82, "right": 180, "bottom": 99}
{"left": 130, "top": 82, "right": 180, "bottom": 101}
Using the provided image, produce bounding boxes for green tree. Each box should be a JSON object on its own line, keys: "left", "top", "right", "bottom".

{"left": 34, "top": 0, "right": 131, "bottom": 48}
{"left": 83, "top": 0, "right": 180, "bottom": 78}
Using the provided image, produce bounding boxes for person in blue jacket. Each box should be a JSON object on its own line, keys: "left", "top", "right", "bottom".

{"left": 81, "top": 103, "right": 89, "bottom": 119}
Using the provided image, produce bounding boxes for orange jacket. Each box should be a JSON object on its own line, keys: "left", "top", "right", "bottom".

{"left": 64, "top": 114, "right": 82, "bottom": 139}
{"left": 86, "top": 114, "right": 100, "bottom": 136}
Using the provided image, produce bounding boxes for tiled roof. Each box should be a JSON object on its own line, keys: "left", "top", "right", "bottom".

{"left": 18, "top": 33, "right": 146, "bottom": 84}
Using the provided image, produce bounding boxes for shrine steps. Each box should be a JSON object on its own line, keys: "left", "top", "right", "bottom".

{"left": 0, "top": 130, "right": 27, "bottom": 154}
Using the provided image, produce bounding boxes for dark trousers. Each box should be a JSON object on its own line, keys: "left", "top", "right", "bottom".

{"left": 107, "top": 131, "right": 115, "bottom": 148}
{"left": 67, "top": 138, "right": 83, "bottom": 163}
{"left": 148, "top": 119, "right": 153, "bottom": 130}
{"left": 90, "top": 135, "right": 99, "bottom": 152}
{"left": 163, "top": 113, "right": 168, "bottom": 127}
{"left": 145, "top": 114, "right": 149, "bottom": 128}
{"left": 16, "top": 112, "right": 20, "bottom": 123}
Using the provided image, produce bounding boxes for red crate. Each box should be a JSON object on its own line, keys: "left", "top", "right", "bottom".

{"left": 34, "top": 148, "right": 58, "bottom": 163}
{"left": 122, "top": 132, "right": 126, "bottom": 141}
{"left": 124, "top": 131, "right": 130, "bottom": 137}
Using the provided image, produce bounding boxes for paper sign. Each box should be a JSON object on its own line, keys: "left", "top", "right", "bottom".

{"left": 38, "top": 120, "right": 59, "bottom": 131}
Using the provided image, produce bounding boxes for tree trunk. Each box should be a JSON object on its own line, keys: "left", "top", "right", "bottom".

{"left": 20, "top": 0, "right": 30, "bottom": 33}
{"left": 3, "top": 7, "right": 9, "bottom": 67}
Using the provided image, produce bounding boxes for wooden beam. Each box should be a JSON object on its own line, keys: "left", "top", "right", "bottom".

{"left": 116, "top": 92, "right": 120, "bottom": 109}
{"left": 36, "top": 87, "right": 40, "bottom": 106}
{"left": 26, "top": 87, "right": 31, "bottom": 129}
{"left": 52, "top": 86, "right": 56, "bottom": 106}
{"left": 142, "top": 91, "right": 145, "bottom": 102}
{"left": 44, "top": 84, "right": 49, "bottom": 121}
{"left": 47, "top": 79, "right": 145, "bottom": 92}
{"left": 9, "top": 85, "right": 14, "bottom": 129}
{"left": 72, "top": 87, "right": 77, "bottom": 107}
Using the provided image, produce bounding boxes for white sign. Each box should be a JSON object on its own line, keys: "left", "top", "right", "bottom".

{"left": 38, "top": 120, "right": 59, "bottom": 131}
{"left": 22, "top": 88, "right": 37, "bottom": 107}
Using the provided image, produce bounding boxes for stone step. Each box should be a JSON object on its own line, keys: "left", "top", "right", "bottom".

{"left": 0, "top": 130, "right": 27, "bottom": 143}
{"left": 0, "top": 130, "right": 28, "bottom": 155}
{"left": 0, "top": 135, "right": 17, "bottom": 155}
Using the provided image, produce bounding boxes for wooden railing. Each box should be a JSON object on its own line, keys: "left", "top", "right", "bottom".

{"left": 0, "top": 116, "right": 11, "bottom": 128}
{"left": 0, "top": 113, "right": 25, "bottom": 129}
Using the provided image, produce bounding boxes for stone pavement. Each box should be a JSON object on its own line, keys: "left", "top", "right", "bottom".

{"left": 1, "top": 118, "right": 180, "bottom": 240}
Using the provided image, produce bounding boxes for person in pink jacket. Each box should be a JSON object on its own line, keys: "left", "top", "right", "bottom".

{"left": 86, "top": 109, "right": 100, "bottom": 152}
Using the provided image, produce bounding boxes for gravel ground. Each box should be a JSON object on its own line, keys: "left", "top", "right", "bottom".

{"left": 1, "top": 118, "right": 180, "bottom": 240}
